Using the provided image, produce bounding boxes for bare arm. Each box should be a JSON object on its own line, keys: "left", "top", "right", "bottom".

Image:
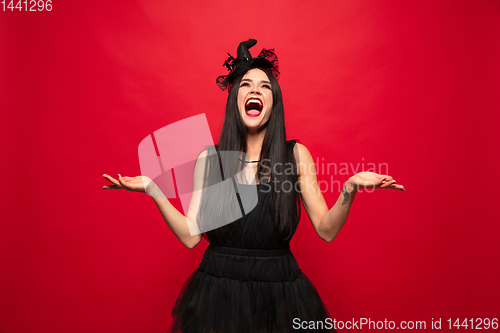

{"left": 149, "top": 149, "right": 208, "bottom": 248}
{"left": 295, "top": 143, "right": 405, "bottom": 243}
{"left": 295, "top": 143, "right": 350, "bottom": 242}
{"left": 316, "top": 181, "right": 357, "bottom": 243}
{"left": 150, "top": 193, "right": 202, "bottom": 249}
{"left": 102, "top": 150, "right": 209, "bottom": 249}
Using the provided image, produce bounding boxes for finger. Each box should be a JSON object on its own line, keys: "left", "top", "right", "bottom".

{"left": 103, "top": 174, "right": 121, "bottom": 186}
{"left": 103, "top": 185, "right": 121, "bottom": 189}
{"left": 379, "top": 180, "right": 397, "bottom": 188}
{"left": 394, "top": 183, "right": 405, "bottom": 191}
{"left": 387, "top": 183, "right": 405, "bottom": 191}
{"left": 105, "top": 177, "right": 119, "bottom": 185}
{"left": 118, "top": 174, "right": 128, "bottom": 188}
{"left": 378, "top": 175, "right": 394, "bottom": 181}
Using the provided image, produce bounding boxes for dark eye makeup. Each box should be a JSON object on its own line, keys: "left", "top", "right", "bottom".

{"left": 240, "top": 82, "right": 272, "bottom": 89}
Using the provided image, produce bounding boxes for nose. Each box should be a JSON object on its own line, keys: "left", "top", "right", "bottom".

{"left": 250, "top": 86, "right": 261, "bottom": 95}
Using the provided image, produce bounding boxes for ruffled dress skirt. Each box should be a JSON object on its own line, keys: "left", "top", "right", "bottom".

{"left": 168, "top": 244, "right": 333, "bottom": 333}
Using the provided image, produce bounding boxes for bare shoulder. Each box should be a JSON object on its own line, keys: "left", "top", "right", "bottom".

{"left": 194, "top": 148, "right": 210, "bottom": 174}
{"left": 197, "top": 148, "right": 209, "bottom": 159}
{"left": 293, "top": 143, "right": 315, "bottom": 177}
{"left": 295, "top": 142, "right": 312, "bottom": 159}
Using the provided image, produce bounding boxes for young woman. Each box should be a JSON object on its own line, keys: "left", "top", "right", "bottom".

{"left": 102, "top": 39, "right": 405, "bottom": 332}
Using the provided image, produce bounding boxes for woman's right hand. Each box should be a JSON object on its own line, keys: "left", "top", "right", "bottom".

{"left": 102, "top": 174, "right": 152, "bottom": 193}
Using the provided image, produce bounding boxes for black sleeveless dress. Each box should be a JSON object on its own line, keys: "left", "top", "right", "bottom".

{"left": 168, "top": 140, "right": 334, "bottom": 332}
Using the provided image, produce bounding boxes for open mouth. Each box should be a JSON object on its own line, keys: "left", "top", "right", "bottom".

{"left": 245, "top": 98, "right": 263, "bottom": 117}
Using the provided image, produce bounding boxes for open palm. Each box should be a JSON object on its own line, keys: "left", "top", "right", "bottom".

{"left": 348, "top": 172, "right": 405, "bottom": 191}
{"left": 102, "top": 174, "right": 152, "bottom": 193}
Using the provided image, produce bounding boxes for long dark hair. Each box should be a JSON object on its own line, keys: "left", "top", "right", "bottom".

{"left": 200, "top": 66, "right": 300, "bottom": 242}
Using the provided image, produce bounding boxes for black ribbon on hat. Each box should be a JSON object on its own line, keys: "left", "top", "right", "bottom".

{"left": 216, "top": 39, "right": 280, "bottom": 91}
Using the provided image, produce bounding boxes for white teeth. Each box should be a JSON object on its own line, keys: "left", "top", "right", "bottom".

{"left": 246, "top": 99, "right": 262, "bottom": 106}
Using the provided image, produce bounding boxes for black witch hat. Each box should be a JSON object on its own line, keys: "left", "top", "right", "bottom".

{"left": 216, "top": 39, "right": 280, "bottom": 91}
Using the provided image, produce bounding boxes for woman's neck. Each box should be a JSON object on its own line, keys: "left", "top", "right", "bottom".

{"left": 245, "top": 126, "right": 267, "bottom": 161}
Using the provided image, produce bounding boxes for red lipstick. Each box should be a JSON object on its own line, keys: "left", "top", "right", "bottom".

{"left": 244, "top": 97, "right": 263, "bottom": 117}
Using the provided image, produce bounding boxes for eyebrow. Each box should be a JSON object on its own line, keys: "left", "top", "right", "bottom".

{"left": 241, "top": 78, "right": 272, "bottom": 84}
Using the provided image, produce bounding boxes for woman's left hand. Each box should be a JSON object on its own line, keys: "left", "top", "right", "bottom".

{"left": 348, "top": 172, "right": 405, "bottom": 192}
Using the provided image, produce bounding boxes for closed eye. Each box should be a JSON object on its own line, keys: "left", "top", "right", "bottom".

{"left": 240, "top": 82, "right": 271, "bottom": 89}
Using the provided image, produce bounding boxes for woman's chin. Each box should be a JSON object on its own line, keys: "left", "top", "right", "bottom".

{"left": 241, "top": 110, "right": 269, "bottom": 132}
{"left": 243, "top": 119, "right": 268, "bottom": 132}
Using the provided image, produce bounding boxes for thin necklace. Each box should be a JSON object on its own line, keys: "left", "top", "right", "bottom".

{"left": 238, "top": 157, "right": 261, "bottom": 163}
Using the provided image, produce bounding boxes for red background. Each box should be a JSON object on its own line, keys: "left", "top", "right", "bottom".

{"left": 1, "top": 1, "right": 499, "bottom": 332}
